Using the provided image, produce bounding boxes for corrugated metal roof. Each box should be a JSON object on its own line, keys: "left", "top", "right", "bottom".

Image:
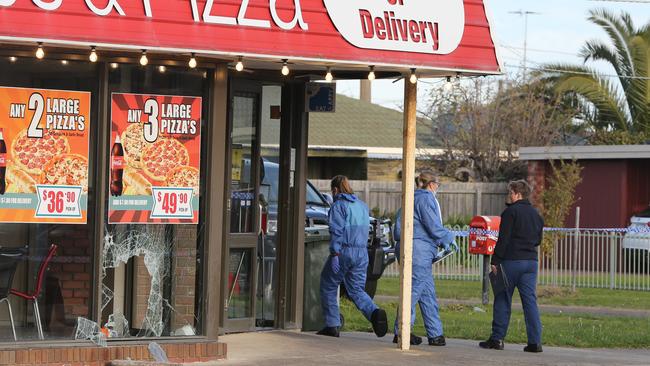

{"left": 520, "top": 145, "right": 650, "bottom": 161}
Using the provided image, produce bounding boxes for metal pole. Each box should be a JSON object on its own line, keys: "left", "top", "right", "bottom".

{"left": 572, "top": 206, "right": 580, "bottom": 292}
{"left": 609, "top": 232, "right": 616, "bottom": 290}
{"left": 509, "top": 10, "right": 541, "bottom": 81}
{"left": 482, "top": 255, "right": 490, "bottom": 305}
{"left": 398, "top": 78, "right": 417, "bottom": 351}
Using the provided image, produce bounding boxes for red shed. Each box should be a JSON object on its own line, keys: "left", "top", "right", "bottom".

{"left": 520, "top": 145, "right": 650, "bottom": 228}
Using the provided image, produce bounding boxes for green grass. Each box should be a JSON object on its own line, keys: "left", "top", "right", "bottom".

{"left": 340, "top": 299, "right": 650, "bottom": 348}
{"left": 376, "top": 277, "right": 650, "bottom": 310}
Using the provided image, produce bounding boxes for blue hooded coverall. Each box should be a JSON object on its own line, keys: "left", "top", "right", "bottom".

{"left": 320, "top": 193, "right": 378, "bottom": 327}
{"left": 393, "top": 189, "right": 455, "bottom": 338}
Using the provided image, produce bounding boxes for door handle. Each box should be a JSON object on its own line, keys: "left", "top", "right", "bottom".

{"left": 258, "top": 203, "right": 264, "bottom": 236}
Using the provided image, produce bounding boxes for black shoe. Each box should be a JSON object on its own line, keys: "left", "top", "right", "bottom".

{"left": 392, "top": 333, "right": 423, "bottom": 345}
{"left": 524, "top": 344, "right": 543, "bottom": 353}
{"left": 370, "top": 309, "right": 388, "bottom": 338}
{"left": 479, "top": 338, "right": 504, "bottom": 350}
{"left": 428, "top": 336, "right": 446, "bottom": 346}
{"left": 316, "top": 326, "right": 340, "bottom": 337}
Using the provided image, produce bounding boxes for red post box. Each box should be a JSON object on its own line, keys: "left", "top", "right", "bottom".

{"left": 469, "top": 216, "right": 501, "bottom": 255}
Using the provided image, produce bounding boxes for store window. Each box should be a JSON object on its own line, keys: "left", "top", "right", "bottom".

{"left": 0, "top": 57, "right": 99, "bottom": 341}
{"left": 100, "top": 64, "right": 209, "bottom": 340}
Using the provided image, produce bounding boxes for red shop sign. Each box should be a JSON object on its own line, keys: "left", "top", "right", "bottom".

{"left": 0, "top": 0, "right": 500, "bottom": 73}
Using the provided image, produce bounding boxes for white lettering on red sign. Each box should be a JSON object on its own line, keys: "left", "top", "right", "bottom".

{"left": 323, "top": 0, "right": 464, "bottom": 55}
{"left": 0, "top": 0, "right": 16, "bottom": 7}
{"left": 84, "top": 0, "right": 125, "bottom": 17}
{"left": 33, "top": 0, "right": 62, "bottom": 11}
{"left": 189, "top": 0, "right": 307, "bottom": 30}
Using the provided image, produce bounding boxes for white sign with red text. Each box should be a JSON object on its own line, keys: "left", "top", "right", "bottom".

{"left": 150, "top": 187, "right": 194, "bottom": 219}
{"left": 323, "top": 0, "right": 465, "bottom": 55}
{"left": 35, "top": 185, "right": 83, "bottom": 218}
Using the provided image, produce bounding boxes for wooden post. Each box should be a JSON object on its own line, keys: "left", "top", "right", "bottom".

{"left": 399, "top": 79, "right": 417, "bottom": 350}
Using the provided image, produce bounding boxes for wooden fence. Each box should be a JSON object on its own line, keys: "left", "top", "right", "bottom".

{"left": 311, "top": 180, "right": 508, "bottom": 220}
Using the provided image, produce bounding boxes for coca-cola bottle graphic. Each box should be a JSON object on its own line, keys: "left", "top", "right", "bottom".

{"left": 0, "top": 128, "right": 6, "bottom": 195}
{"left": 110, "top": 135, "right": 124, "bottom": 196}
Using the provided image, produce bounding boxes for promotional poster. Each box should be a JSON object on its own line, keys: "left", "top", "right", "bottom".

{"left": 108, "top": 93, "right": 202, "bottom": 224}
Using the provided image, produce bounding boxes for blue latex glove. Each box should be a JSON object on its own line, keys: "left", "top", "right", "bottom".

{"left": 450, "top": 241, "right": 460, "bottom": 253}
{"left": 331, "top": 255, "right": 340, "bottom": 274}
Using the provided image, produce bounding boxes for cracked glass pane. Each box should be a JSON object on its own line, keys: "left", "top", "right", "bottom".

{"left": 101, "top": 225, "right": 200, "bottom": 338}
{"left": 75, "top": 317, "right": 107, "bottom": 347}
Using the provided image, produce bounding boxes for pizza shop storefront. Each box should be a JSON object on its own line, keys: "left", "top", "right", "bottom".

{"left": 0, "top": 0, "right": 499, "bottom": 364}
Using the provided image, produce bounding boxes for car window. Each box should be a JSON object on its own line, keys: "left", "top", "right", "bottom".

{"left": 306, "top": 182, "right": 328, "bottom": 206}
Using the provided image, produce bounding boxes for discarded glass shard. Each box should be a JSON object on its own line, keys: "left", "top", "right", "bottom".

{"left": 148, "top": 342, "right": 169, "bottom": 362}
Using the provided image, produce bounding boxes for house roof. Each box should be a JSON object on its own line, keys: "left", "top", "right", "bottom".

{"left": 307, "top": 95, "right": 437, "bottom": 149}
{"left": 519, "top": 145, "right": 650, "bottom": 161}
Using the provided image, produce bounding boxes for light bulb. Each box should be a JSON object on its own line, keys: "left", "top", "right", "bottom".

{"left": 9, "top": 56, "right": 17, "bottom": 63}
{"left": 368, "top": 66, "right": 375, "bottom": 81}
{"left": 235, "top": 57, "right": 244, "bottom": 72}
{"left": 89, "top": 47, "right": 98, "bottom": 62}
{"left": 140, "top": 51, "right": 148, "bottom": 66}
{"left": 189, "top": 53, "right": 197, "bottom": 68}
{"left": 443, "top": 76, "right": 453, "bottom": 92}
{"left": 325, "top": 67, "right": 333, "bottom": 82}
{"left": 281, "top": 60, "right": 289, "bottom": 76}
{"left": 158, "top": 65, "right": 166, "bottom": 73}
{"left": 110, "top": 62, "right": 119, "bottom": 69}
{"left": 35, "top": 43, "right": 45, "bottom": 59}
{"left": 409, "top": 69, "right": 418, "bottom": 84}
{"left": 61, "top": 60, "right": 68, "bottom": 65}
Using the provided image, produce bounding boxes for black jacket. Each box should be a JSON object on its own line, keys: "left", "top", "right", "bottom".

{"left": 491, "top": 199, "right": 544, "bottom": 265}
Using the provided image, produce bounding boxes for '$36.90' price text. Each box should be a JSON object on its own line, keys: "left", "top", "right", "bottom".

{"left": 42, "top": 190, "right": 76, "bottom": 213}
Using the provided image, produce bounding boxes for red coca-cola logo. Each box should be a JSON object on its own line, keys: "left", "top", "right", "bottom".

{"left": 112, "top": 156, "right": 124, "bottom": 169}
{"left": 0, "top": 153, "right": 6, "bottom": 168}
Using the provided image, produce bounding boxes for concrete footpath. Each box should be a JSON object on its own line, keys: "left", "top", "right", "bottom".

{"left": 218, "top": 331, "right": 650, "bottom": 366}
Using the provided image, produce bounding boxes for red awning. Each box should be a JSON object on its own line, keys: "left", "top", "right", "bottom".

{"left": 0, "top": 0, "right": 501, "bottom": 75}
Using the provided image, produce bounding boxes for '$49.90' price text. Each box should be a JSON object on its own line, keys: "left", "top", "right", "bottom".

{"left": 157, "top": 192, "right": 189, "bottom": 215}
{"left": 153, "top": 189, "right": 192, "bottom": 217}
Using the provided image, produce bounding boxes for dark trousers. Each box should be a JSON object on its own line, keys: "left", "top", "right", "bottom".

{"left": 491, "top": 259, "right": 542, "bottom": 344}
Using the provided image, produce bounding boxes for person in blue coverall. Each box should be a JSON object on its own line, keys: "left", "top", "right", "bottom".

{"left": 318, "top": 175, "right": 388, "bottom": 338}
{"left": 393, "top": 171, "right": 457, "bottom": 346}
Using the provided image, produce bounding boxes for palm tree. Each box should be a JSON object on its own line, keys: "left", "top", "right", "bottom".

{"left": 544, "top": 9, "right": 650, "bottom": 138}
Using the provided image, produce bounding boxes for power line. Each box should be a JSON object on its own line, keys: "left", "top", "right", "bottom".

{"left": 589, "top": 0, "right": 650, "bottom": 3}
{"left": 505, "top": 63, "right": 650, "bottom": 80}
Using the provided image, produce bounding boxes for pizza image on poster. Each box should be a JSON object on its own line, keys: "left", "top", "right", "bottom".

{"left": 109, "top": 93, "right": 201, "bottom": 224}
{"left": 0, "top": 86, "right": 91, "bottom": 224}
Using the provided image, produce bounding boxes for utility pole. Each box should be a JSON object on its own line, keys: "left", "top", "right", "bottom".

{"left": 509, "top": 10, "right": 541, "bottom": 80}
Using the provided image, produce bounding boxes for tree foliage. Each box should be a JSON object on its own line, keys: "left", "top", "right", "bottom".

{"left": 543, "top": 9, "right": 650, "bottom": 141}
{"left": 540, "top": 161, "right": 583, "bottom": 255}
{"left": 421, "top": 77, "right": 576, "bottom": 182}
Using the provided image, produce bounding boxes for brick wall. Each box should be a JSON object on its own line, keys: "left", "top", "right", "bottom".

{"left": 45, "top": 225, "right": 94, "bottom": 328}
{"left": 0, "top": 341, "right": 226, "bottom": 365}
{"left": 170, "top": 226, "right": 197, "bottom": 333}
{"left": 527, "top": 161, "right": 547, "bottom": 209}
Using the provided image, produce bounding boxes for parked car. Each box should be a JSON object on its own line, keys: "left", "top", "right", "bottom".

{"left": 622, "top": 205, "right": 650, "bottom": 251}
{"left": 259, "top": 160, "right": 395, "bottom": 299}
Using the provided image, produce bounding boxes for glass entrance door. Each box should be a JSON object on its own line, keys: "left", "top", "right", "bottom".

{"left": 225, "top": 82, "right": 282, "bottom": 332}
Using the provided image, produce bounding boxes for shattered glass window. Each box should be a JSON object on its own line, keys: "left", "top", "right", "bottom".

{"left": 98, "top": 64, "right": 209, "bottom": 341}
{"left": 100, "top": 225, "right": 201, "bottom": 338}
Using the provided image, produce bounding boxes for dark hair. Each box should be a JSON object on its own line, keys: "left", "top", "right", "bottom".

{"left": 331, "top": 175, "right": 354, "bottom": 194}
{"left": 417, "top": 170, "right": 440, "bottom": 189}
{"left": 508, "top": 180, "right": 531, "bottom": 199}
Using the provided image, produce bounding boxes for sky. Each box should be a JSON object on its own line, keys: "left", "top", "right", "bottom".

{"left": 336, "top": 0, "right": 650, "bottom": 110}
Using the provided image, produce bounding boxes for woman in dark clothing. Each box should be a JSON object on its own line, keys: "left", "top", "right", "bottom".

{"left": 479, "top": 180, "right": 544, "bottom": 353}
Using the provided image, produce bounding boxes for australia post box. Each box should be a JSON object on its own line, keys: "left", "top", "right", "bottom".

{"left": 469, "top": 216, "right": 501, "bottom": 255}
